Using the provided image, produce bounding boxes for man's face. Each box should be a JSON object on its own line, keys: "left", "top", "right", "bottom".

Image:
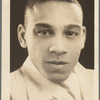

{"left": 19, "top": 2, "right": 86, "bottom": 82}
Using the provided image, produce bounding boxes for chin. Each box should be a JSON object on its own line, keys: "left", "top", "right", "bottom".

{"left": 48, "top": 73, "right": 70, "bottom": 83}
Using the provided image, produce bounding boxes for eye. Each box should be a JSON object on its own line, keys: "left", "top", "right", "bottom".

{"left": 35, "top": 29, "right": 53, "bottom": 36}
{"left": 65, "top": 31, "right": 79, "bottom": 38}
{"left": 39, "top": 30, "right": 49, "bottom": 35}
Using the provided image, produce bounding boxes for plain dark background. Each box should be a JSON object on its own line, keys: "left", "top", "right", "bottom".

{"left": 10, "top": 0, "right": 94, "bottom": 72}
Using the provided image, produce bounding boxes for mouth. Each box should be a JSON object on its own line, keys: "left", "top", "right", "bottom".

{"left": 46, "top": 61, "right": 68, "bottom": 65}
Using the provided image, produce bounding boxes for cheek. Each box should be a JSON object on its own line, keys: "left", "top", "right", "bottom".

{"left": 29, "top": 40, "right": 49, "bottom": 60}
{"left": 67, "top": 43, "right": 82, "bottom": 61}
{"left": 68, "top": 40, "right": 82, "bottom": 51}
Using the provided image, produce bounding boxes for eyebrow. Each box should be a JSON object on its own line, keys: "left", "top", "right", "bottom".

{"left": 35, "top": 23, "right": 52, "bottom": 28}
{"left": 65, "top": 24, "right": 81, "bottom": 30}
{"left": 35, "top": 23, "right": 81, "bottom": 30}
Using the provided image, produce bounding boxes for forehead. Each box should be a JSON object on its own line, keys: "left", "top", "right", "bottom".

{"left": 26, "top": 1, "right": 83, "bottom": 27}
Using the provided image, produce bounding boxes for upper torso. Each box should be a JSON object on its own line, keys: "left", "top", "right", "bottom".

{"left": 10, "top": 58, "right": 94, "bottom": 100}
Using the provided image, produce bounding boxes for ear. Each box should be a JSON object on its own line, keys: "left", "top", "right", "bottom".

{"left": 81, "top": 26, "right": 86, "bottom": 49}
{"left": 17, "top": 24, "right": 27, "bottom": 48}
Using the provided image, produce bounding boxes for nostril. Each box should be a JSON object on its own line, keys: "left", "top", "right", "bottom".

{"left": 63, "top": 51, "right": 67, "bottom": 54}
{"left": 56, "top": 51, "right": 67, "bottom": 55}
{"left": 49, "top": 46, "right": 67, "bottom": 55}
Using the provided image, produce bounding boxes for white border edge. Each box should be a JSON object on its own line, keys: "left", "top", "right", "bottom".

{"left": 94, "top": 0, "right": 99, "bottom": 100}
{"left": 1, "top": 0, "right": 10, "bottom": 100}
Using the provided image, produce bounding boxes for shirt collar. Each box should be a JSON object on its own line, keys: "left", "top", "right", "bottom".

{"left": 23, "top": 56, "right": 40, "bottom": 74}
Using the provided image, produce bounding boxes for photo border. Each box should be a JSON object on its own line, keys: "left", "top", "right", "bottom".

{"left": 1, "top": 0, "right": 99, "bottom": 99}
{"left": 2, "top": 0, "right": 10, "bottom": 99}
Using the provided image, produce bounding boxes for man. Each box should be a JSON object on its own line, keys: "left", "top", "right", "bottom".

{"left": 10, "top": 0, "right": 94, "bottom": 100}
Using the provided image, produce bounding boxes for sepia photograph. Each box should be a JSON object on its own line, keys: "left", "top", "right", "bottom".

{"left": 1, "top": 0, "right": 99, "bottom": 100}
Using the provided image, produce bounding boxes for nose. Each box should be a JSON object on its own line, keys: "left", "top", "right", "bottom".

{"left": 49, "top": 39, "right": 67, "bottom": 56}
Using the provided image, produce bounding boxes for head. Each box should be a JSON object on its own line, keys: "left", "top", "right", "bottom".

{"left": 17, "top": 0, "right": 86, "bottom": 83}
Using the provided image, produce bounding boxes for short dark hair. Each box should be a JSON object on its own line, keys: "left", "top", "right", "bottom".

{"left": 24, "top": 0, "right": 82, "bottom": 26}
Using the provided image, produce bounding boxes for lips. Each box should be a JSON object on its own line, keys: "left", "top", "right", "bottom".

{"left": 46, "top": 61, "right": 68, "bottom": 65}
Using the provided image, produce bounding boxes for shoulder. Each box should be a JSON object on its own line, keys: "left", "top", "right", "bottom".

{"left": 75, "top": 63, "right": 94, "bottom": 100}
{"left": 76, "top": 62, "right": 94, "bottom": 77}
{"left": 10, "top": 68, "right": 22, "bottom": 80}
{"left": 82, "top": 67, "right": 94, "bottom": 83}
{"left": 75, "top": 62, "right": 94, "bottom": 85}
{"left": 10, "top": 68, "right": 25, "bottom": 86}
{"left": 75, "top": 63, "right": 94, "bottom": 89}
{"left": 10, "top": 68, "right": 27, "bottom": 100}
{"left": 10, "top": 67, "right": 27, "bottom": 87}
